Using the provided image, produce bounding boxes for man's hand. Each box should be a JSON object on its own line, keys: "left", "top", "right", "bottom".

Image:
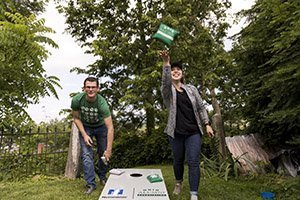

{"left": 104, "top": 149, "right": 112, "bottom": 161}
{"left": 104, "top": 116, "right": 114, "bottom": 162}
{"left": 206, "top": 125, "right": 214, "bottom": 138}
{"left": 83, "top": 134, "right": 93, "bottom": 147}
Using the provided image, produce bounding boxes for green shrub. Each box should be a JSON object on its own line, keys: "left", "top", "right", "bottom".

{"left": 200, "top": 153, "right": 240, "bottom": 181}
{"left": 110, "top": 128, "right": 172, "bottom": 168}
{"left": 0, "top": 153, "right": 27, "bottom": 181}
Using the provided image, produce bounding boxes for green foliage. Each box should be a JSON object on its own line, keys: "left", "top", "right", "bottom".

{"left": 0, "top": 126, "right": 70, "bottom": 181}
{"left": 110, "top": 128, "right": 172, "bottom": 168}
{"left": 230, "top": 0, "right": 300, "bottom": 147}
{"left": 200, "top": 153, "right": 239, "bottom": 181}
{"left": 61, "top": 0, "right": 231, "bottom": 135}
{"left": 0, "top": 0, "right": 46, "bottom": 20}
{"left": 0, "top": 153, "right": 27, "bottom": 181}
{"left": 271, "top": 175, "right": 300, "bottom": 200}
{"left": 110, "top": 133, "right": 145, "bottom": 168}
{"left": 36, "top": 118, "right": 72, "bottom": 131}
{"left": 0, "top": 12, "right": 61, "bottom": 128}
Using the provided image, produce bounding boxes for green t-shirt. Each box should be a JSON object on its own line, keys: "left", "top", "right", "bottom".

{"left": 71, "top": 92, "right": 111, "bottom": 127}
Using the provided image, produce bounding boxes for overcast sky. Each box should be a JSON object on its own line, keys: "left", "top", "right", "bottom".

{"left": 26, "top": 0, "right": 254, "bottom": 123}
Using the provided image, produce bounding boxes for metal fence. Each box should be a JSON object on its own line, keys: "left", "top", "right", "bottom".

{"left": 0, "top": 127, "right": 70, "bottom": 179}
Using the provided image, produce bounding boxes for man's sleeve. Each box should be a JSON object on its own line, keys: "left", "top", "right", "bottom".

{"left": 71, "top": 96, "right": 79, "bottom": 111}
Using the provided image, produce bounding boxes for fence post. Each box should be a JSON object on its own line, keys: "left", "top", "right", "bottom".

{"left": 64, "top": 122, "right": 81, "bottom": 179}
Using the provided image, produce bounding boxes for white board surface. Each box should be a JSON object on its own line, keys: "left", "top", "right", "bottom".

{"left": 99, "top": 168, "right": 170, "bottom": 200}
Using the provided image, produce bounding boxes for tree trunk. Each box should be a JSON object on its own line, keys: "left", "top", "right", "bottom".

{"left": 210, "top": 88, "right": 227, "bottom": 157}
{"left": 145, "top": 92, "right": 155, "bottom": 135}
{"left": 146, "top": 106, "right": 155, "bottom": 135}
{"left": 65, "top": 122, "right": 81, "bottom": 179}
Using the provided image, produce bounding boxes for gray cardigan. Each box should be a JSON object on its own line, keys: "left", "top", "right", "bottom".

{"left": 161, "top": 65, "right": 210, "bottom": 138}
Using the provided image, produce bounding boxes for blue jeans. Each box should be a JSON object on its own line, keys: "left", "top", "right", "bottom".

{"left": 79, "top": 124, "right": 108, "bottom": 188}
{"left": 168, "top": 133, "right": 202, "bottom": 194}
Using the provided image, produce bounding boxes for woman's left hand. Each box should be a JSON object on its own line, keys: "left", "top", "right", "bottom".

{"left": 206, "top": 125, "right": 214, "bottom": 138}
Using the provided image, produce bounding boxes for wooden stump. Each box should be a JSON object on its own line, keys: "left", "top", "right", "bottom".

{"left": 64, "top": 122, "right": 81, "bottom": 179}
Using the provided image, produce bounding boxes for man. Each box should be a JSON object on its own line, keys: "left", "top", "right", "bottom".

{"left": 71, "top": 77, "right": 114, "bottom": 195}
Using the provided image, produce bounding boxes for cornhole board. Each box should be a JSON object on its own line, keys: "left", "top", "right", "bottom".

{"left": 99, "top": 168, "right": 170, "bottom": 200}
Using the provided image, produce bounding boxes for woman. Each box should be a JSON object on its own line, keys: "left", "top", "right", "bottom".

{"left": 159, "top": 50, "right": 214, "bottom": 200}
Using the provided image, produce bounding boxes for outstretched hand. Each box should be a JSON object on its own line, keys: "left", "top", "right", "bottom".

{"left": 159, "top": 50, "right": 170, "bottom": 65}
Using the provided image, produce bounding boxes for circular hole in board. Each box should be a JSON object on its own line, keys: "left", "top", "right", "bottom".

{"left": 130, "top": 173, "right": 143, "bottom": 177}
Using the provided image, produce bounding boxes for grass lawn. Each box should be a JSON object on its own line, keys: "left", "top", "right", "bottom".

{"left": 0, "top": 164, "right": 299, "bottom": 200}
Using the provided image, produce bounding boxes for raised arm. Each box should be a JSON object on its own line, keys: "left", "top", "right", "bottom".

{"left": 159, "top": 50, "right": 172, "bottom": 107}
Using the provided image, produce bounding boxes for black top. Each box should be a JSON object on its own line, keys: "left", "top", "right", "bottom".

{"left": 175, "top": 89, "right": 200, "bottom": 135}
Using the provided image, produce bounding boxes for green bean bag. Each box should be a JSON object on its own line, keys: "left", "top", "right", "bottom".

{"left": 152, "top": 23, "right": 179, "bottom": 46}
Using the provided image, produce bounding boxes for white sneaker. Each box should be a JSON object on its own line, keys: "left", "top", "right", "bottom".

{"left": 190, "top": 195, "right": 198, "bottom": 200}
{"left": 173, "top": 182, "right": 183, "bottom": 195}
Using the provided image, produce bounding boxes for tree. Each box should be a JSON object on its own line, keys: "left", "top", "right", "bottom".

{"left": 231, "top": 0, "right": 300, "bottom": 148}
{"left": 61, "top": 0, "right": 231, "bottom": 136}
{"left": 0, "top": 0, "right": 46, "bottom": 20}
{"left": 0, "top": 12, "right": 60, "bottom": 128}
